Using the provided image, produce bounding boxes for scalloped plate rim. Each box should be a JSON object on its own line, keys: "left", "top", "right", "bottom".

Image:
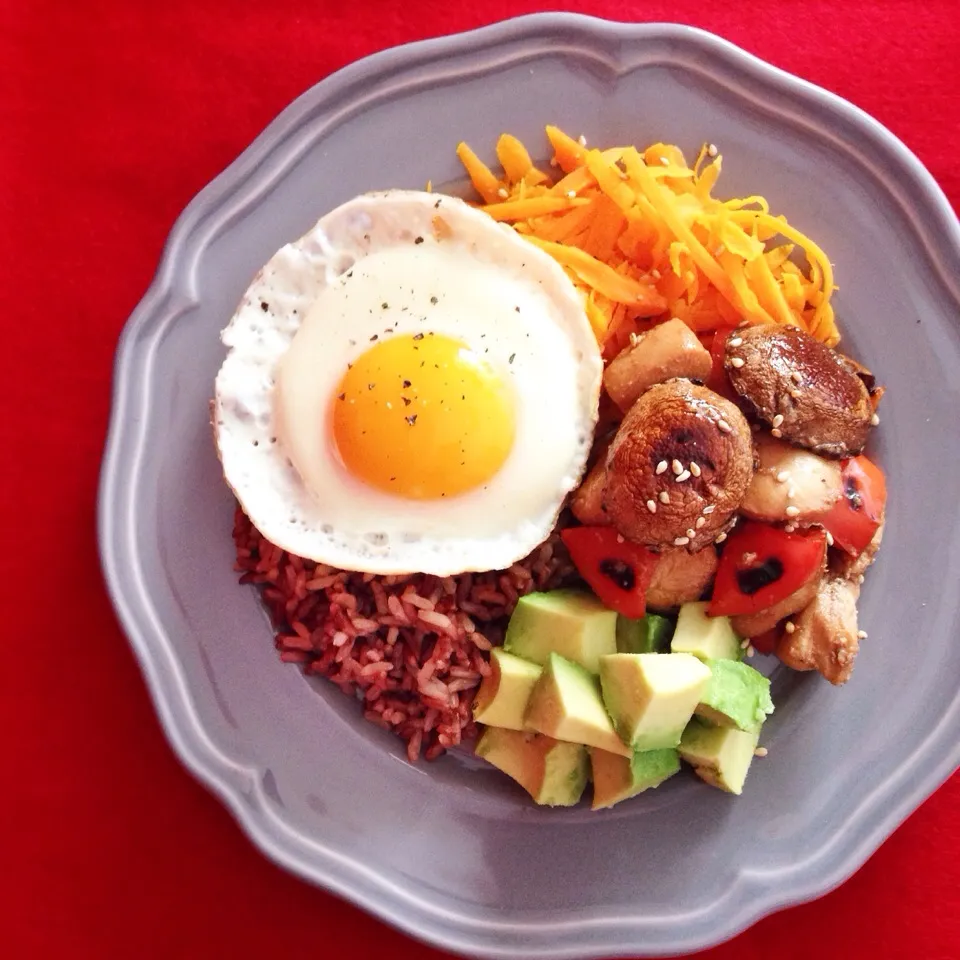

{"left": 98, "top": 14, "right": 960, "bottom": 959}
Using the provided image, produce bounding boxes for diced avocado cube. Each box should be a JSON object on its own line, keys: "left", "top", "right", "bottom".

{"left": 616, "top": 612, "right": 674, "bottom": 654}
{"left": 590, "top": 747, "right": 680, "bottom": 810}
{"left": 695, "top": 659, "right": 774, "bottom": 732}
{"left": 504, "top": 589, "right": 617, "bottom": 674}
{"left": 476, "top": 727, "right": 588, "bottom": 806}
{"left": 524, "top": 653, "right": 631, "bottom": 757}
{"left": 472, "top": 648, "right": 542, "bottom": 731}
{"left": 679, "top": 720, "right": 760, "bottom": 795}
{"left": 599, "top": 652, "right": 711, "bottom": 750}
{"left": 671, "top": 601, "right": 742, "bottom": 661}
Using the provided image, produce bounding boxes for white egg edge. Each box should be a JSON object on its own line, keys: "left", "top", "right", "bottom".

{"left": 213, "top": 190, "right": 603, "bottom": 575}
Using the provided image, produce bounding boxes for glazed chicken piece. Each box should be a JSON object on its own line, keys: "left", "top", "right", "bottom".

{"left": 776, "top": 577, "right": 861, "bottom": 685}
{"left": 603, "top": 318, "right": 712, "bottom": 412}
{"left": 603, "top": 380, "right": 754, "bottom": 551}
{"left": 740, "top": 433, "right": 843, "bottom": 524}
{"left": 831, "top": 516, "right": 885, "bottom": 583}
{"left": 724, "top": 325, "right": 876, "bottom": 458}
{"left": 646, "top": 546, "right": 718, "bottom": 610}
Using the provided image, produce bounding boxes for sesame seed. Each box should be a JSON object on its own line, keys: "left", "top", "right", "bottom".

{"left": 651, "top": 269, "right": 661, "bottom": 280}
{"left": 714, "top": 244, "right": 726, "bottom": 256}
{"left": 672, "top": 459, "right": 684, "bottom": 475}
{"left": 784, "top": 523, "right": 797, "bottom": 532}
{"left": 715, "top": 532, "right": 727, "bottom": 544}
{"left": 686, "top": 528, "right": 696, "bottom": 538}
{"left": 696, "top": 517, "right": 706, "bottom": 529}
{"left": 617, "top": 534, "right": 625, "bottom": 544}
{"left": 746, "top": 645, "right": 755, "bottom": 657}
{"left": 771, "top": 428, "right": 783, "bottom": 439}
{"left": 629, "top": 332, "right": 639, "bottom": 346}
{"left": 674, "top": 536, "right": 690, "bottom": 546}
{"left": 717, "top": 419, "right": 732, "bottom": 434}
{"left": 656, "top": 460, "right": 668, "bottom": 475}
{"left": 566, "top": 190, "right": 576, "bottom": 198}
{"left": 675, "top": 470, "right": 691, "bottom": 482}
{"left": 740, "top": 638, "right": 750, "bottom": 649}
{"left": 702, "top": 504, "right": 716, "bottom": 514}
{"left": 787, "top": 486, "right": 796, "bottom": 498}
{"left": 660, "top": 156, "right": 670, "bottom": 166}
{"left": 497, "top": 187, "right": 509, "bottom": 199}
{"left": 772, "top": 414, "right": 784, "bottom": 428}
{"left": 785, "top": 505, "right": 800, "bottom": 517}
{"left": 646, "top": 499, "right": 657, "bottom": 514}
{"left": 754, "top": 747, "right": 768, "bottom": 758}
{"left": 707, "top": 143, "right": 718, "bottom": 158}
{"left": 659, "top": 490, "right": 670, "bottom": 504}
{"left": 690, "top": 462, "right": 701, "bottom": 477}
{"left": 825, "top": 530, "right": 835, "bottom": 546}
{"left": 789, "top": 389, "right": 801, "bottom": 400}
{"left": 729, "top": 356, "right": 745, "bottom": 368}
{"left": 870, "top": 413, "right": 880, "bottom": 426}
{"left": 857, "top": 574, "right": 865, "bottom": 584}
{"left": 857, "top": 630, "right": 868, "bottom": 639}
{"left": 578, "top": 134, "right": 587, "bottom": 147}
{"left": 776, "top": 470, "right": 790, "bottom": 483}
{"left": 791, "top": 371, "right": 803, "bottom": 383}
{"left": 727, "top": 336, "right": 743, "bottom": 348}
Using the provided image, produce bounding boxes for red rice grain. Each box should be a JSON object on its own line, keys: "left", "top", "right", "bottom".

{"left": 232, "top": 506, "right": 574, "bottom": 761}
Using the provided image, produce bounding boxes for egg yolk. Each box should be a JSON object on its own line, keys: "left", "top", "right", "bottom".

{"left": 332, "top": 333, "right": 515, "bottom": 500}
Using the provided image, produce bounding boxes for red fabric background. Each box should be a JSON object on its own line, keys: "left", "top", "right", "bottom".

{"left": 3, "top": 1, "right": 959, "bottom": 957}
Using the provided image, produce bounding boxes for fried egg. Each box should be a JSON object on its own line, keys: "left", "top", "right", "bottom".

{"left": 214, "top": 190, "right": 602, "bottom": 574}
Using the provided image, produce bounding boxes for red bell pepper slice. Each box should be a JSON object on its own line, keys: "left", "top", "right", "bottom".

{"left": 709, "top": 521, "right": 826, "bottom": 617}
{"left": 819, "top": 455, "right": 886, "bottom": 557}
{"left": 560, "top": 525, "right": 659, "bottom": 619}
{"left": 705, "top": 327, "right": 742, "bottom": 403}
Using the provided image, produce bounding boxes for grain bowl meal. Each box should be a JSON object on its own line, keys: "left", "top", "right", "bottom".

{"left": 214, "top": 127, "right": 886, "bottom": 808}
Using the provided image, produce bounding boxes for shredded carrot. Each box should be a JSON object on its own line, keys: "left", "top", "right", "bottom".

{"left": 457, "top": 127, "right": 840, "bottom": 349}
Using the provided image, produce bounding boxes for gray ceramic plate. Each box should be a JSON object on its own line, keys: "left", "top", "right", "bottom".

{"left": 99, "top": 14, "right": 960, "bottom": 959}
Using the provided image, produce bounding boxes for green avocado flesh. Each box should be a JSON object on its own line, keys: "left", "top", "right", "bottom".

{"left": 524, "top": 653, "right": 630, "bottom": 757}
{"left": 599, "top": 652, "right": 711, "bottom": 749}
{"left": 616, "top": 612, "right": 674, "bottom": 654}
{"left": 671, "top": 601, "right": 742, "bottom": 662}
{"left": 504, "top": 589, "right": 617, "bottom": 674}
{"left": 472, "top": 648, "right": 542, "bottom": 731}
{"left": 476, "top": 727, "right": 588, "bottom": 806}
{"left": 695, "top": 658, "right": 774, "bottom": 732}
{"left": 589, "top": 746, "right": 680, "bottom": 810}
{"left": 679, "top": 720, "right": 760, "bottom": 795}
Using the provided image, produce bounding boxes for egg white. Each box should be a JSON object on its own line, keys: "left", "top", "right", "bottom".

{"left": 214, "top": 190, "right": 602, "bottom": 575}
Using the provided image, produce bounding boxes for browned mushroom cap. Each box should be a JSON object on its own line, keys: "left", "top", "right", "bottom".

{"left": 603, "top": 380, "right": 754, "bottom": 550}
{"left": 724, "top": 325, "right": 874, "bottom": 457}
{"left": 646, "top": 546, "right": 718, "bottom": 610}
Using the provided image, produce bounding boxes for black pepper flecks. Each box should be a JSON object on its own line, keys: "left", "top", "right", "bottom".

{"left": 381, "top": 302, "right": 389, "bottom": 309}
{"left": 337, "top": 392, "right": 345, "bottom": 401}
{"left": 402, "top": 379, "right": 411, "bottom": 388}
{"left": 509, "top": 353, "right": 516, "bottom": 364}
{"left": 430, "top": 296, "right": 438, "bottom": 305}
{"left": 405, "top": 414, "right": 418, "bottom": 426}
{"left": 370, "top": 334, "right": 378, "bottom": 341}
{"left": 260, "top": 301, "right": 269, "bottom": 312}
{"left": 413, "top": 333, "right": 424, "bottom": 341}
{"left": 514, "top": 306, "right": 520, "bottom": 313}
{"left": 414, "top": 236, "right": 424, "bottom": 245}
{"left": 401, "top": 396, "right": 411, "bottom": 406}
{"left": 367, "top": 383, "right": 375, "bottom": 390}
